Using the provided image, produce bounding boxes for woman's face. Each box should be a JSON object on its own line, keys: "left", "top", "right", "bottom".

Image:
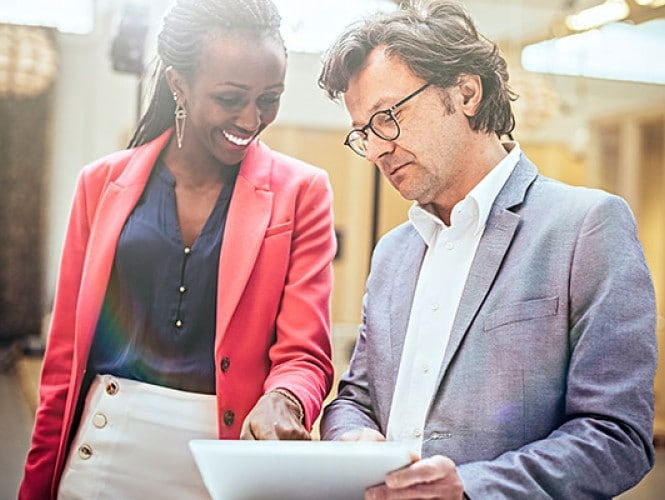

{"left": 174, "top": 33, "right": 286, "bottom": 167}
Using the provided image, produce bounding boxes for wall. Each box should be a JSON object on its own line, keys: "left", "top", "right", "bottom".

{"left": 44, "top": 6, "right": 138, "bottom": 309}
{"left": 590, "top": 109, "right": 665, "bottom": 437}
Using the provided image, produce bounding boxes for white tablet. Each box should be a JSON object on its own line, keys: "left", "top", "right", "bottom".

{"left": 188, "top": 439, "right": 413, "bottom": 500}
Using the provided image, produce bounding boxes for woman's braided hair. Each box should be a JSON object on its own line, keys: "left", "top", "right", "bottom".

{"left": 128, "top": 0, "right": 284, "bottom": 148}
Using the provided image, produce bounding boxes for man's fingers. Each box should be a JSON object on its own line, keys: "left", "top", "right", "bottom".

{"left": 385, "top": 456, "right": 457, "bottom": 489}
{"left": 339, "top": 428, "right": 386, "bottom": 441}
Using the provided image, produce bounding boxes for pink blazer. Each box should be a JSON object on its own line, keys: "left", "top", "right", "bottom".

{"left": 19, "top": 130, "right": 336, "bottom": 499}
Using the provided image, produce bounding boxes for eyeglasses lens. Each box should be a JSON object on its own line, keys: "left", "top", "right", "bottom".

{"left": 371, "top": 112, "right": 399, "bottom": 141}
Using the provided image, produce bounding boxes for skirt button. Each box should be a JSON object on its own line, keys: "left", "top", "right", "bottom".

{"left": 92, "top": 412, "right": 108, "bottom": 428}
{"left": 78, "top": 444, "right": 93, "bottom": 460}
{"left": 105, "top": 379, "right": 119, "bottom": 395}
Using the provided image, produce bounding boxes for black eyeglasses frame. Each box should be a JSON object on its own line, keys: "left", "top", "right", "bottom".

{"left": 343, "top": 83, "right": 431, "bottom": 157}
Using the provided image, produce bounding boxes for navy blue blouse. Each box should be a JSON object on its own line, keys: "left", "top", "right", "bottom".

{"left": 89, "top": 159, "right": 238, "bottom": 394}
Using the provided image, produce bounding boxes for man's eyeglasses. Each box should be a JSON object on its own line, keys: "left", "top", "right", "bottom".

{"left": 344, "top": 83, "right": 430, "bottom": 158}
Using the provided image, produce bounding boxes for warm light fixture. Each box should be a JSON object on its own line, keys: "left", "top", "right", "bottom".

{"left": 565, "top": 0, "right": 629, "bottom": 31}
{"left": 635, "top": 0, "right": 665, "bottom": 6}
{"left": 0, "top": 24, "right": 58, "bottom": 97}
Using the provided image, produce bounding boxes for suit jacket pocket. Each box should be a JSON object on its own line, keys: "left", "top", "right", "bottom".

{"left": 265, "top": 220, "right": 293, "bottom": 238}
{"left": 484, "top": 296, "right": 559, "bottom": 332}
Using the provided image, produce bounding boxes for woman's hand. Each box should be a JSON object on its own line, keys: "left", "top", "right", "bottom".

{"left": 240, "top": 390, "right": 310, "bottom": 440}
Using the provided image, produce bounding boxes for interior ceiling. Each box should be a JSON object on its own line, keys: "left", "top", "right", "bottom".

{"left": 455, "top": 0, "right": 573, "bottom": 43}
{"left": 380, "top": 0, "right": 665, "bottom": 137}
{"left": 391, "top": 0, "right": 663, "bottom": 45}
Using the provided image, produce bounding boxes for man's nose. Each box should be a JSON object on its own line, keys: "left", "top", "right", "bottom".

{"left": 364, "top": 133, "right": 393, "bottom": 163}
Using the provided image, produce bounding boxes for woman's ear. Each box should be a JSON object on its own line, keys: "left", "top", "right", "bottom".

{"left": 457, "top": 74, "right": 482, "bottom": 117}
{"left": 165, "top": 66, "right": 187, "bottom": 103}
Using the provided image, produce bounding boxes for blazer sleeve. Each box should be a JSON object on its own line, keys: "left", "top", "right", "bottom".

{"left": 19, "top": 171, "right": 93, "bottom": 500}
{"left": 320, "top": 293, "right": 384, "bottom": 439}
{"left": 457, "top": 194, "right": 657, "bottom": 499}
{"left": 262, "top": 169, "right": 336, "bottom": 430}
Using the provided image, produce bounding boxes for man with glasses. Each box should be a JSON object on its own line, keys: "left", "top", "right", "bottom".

{"left": 318, "top": 1, "right": 657, "bottom": 498}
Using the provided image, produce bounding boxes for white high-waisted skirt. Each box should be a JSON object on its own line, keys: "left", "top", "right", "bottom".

{"left": 58, "top": 374, "right": 217, "bottom": 500}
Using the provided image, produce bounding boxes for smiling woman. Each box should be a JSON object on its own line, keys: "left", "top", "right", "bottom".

{"left": 18, "top": 1, "right": 337, "bottom": 499}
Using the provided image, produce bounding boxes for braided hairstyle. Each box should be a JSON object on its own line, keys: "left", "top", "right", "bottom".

{"left": 128, "top": 0, "right": 284, "bottom": 148}
{"left": 319, "top": 0, "right": 517, "bottom": 138}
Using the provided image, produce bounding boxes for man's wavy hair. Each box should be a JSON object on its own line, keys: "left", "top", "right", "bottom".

{"left": 318, "top": 0, "right": 517, "bottom": 137}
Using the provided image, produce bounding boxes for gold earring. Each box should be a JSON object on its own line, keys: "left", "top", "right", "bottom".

{"left": 173, "top": 92, "right": 186, "bottom": 149}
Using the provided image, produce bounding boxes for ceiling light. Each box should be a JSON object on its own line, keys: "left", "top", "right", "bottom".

{"left": 634, "top": 0, "right": 665, "bottom": 6}
{"left": 522, "top": 19, "right": 665, "bottom": 85}
{"left": 565, "top": 0, "right": 629, "bottom": 31}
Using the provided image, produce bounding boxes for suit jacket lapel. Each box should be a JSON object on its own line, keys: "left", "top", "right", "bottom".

{"left": 436, "top": 155, "right": 538, "bottom": 381}
{"left": 215, "top": 141, "right": 273, "bottom": 341}
{"left": 389, "top": 227, "right": 426, "bottom": 385}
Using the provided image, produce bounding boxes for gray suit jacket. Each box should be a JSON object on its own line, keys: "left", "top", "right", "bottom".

{"left": 321, "top": 154, "right": 657, "bottom": 499}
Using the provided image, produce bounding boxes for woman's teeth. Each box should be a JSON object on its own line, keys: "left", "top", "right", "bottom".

{"left": 223, "top": 131, "right": 252, "bottom": 146}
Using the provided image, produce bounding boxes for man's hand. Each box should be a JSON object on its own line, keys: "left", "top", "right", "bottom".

{"left": 240, "top": 390, "right": 310, "bottom": 440}
{"left": 338, "top": 428, "right": 386, "bottom": 442}
{"left": 365, "top": 455, "right": 464, "bottom": 500}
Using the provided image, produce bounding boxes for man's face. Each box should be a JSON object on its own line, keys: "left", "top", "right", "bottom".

{"left": 343, "top": 47, "right": 477, "bottom": 211}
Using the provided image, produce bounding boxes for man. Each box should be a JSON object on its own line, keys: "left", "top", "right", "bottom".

{"left": 318, "top": 1, "right": 657, "bottom": 498}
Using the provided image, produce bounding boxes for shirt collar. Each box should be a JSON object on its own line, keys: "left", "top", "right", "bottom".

{"left": 408, "top": 141, "right": 521, "bottom": 245}
{"left": 468, "top": 141, "right": 520, "bottom": 235}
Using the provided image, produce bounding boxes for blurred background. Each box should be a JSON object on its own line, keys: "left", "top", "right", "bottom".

{"left": 1, "top": 0, "right": 664, "bottom": 497}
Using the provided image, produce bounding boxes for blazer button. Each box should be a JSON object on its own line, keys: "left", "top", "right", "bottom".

{"left": 105, "top": 379, "right": 119, "bottom": 395}
{"left": 223, "top": 410, "right": 235, "bottom": 427}
{"left": 78, "top": 444, "right": 93, "bottom": 460}
{"left": 221, "top": 357, "right": 231, "bottom": 372}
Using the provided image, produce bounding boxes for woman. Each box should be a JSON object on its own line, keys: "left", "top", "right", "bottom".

{"left": 19, "top": 0, "right": 336, "bottom": 498}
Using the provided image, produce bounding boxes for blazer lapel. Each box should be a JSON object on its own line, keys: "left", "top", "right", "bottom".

{"left": 215, "top": 141, "right": 273, "bottom": 340}
{"left": 75, "top": 132, "right": 171, "bottom": 362}
{"left": 437, "top": 155, "right": 538, "bottom": 380}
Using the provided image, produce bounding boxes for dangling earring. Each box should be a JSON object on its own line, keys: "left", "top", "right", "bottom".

{"left": 173, "top": 92, "right": 187, "bottom": 149}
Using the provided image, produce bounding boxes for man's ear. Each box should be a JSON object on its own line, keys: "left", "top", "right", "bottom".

{"left": 457, "top": 74, "right": 482, "bottom": 117}
{"left": 165, "top": 66, "right": 187, "bottom": 103}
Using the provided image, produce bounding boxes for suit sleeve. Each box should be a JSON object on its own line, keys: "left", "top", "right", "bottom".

{"left": 18, "top": 171, "right": 92, "bottom": 500}
{"left": 457, "top": 194, "right": 657, "bottom": 499}
{"left": 263, "top": 169, "right": 336, "bottom": 430}
{"left": 320, "top": 292, "right": 385, "bottom": 439}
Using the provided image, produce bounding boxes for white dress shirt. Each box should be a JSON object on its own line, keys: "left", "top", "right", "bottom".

{"left": 386, "top": 142, "right": 521, "bottom": 454}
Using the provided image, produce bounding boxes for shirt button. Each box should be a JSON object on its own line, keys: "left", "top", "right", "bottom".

{"left": 105, "top": 379, "right": 119, "bottom": 395}
{"left": 175, "top": 319, "right": 183, "bottom": 328}
{"left": 446, "top": 242, "right": 454, "bottom": 250}
{"left": 78, "top": 444, "right": 93, "bottom": 460}
{"left": 221, "top": 357, "right": 231, "bottom": 372}
{"left": 223, "top": 410, "right": 235, "bottom": 427}
{"left": 92, "top": 412, "right": 108, "bottom": 428}
{"left": 179, "top": 286, "right": 186, "bottom": 293}
{"left": 414, "top": 429, "right": 422, "bottom": 438}
{"left": 422, "top": 364, "right": 429, "bottom": 373}
{"left": 184, "top": 246, "right": 191, "bottom": 255}
{"left": 430, "top": 303, "right": 439, "bottom": 310}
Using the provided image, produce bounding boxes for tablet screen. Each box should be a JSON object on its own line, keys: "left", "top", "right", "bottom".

{"left": 189, "top": 439, "right": 413, "bottom": 500}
